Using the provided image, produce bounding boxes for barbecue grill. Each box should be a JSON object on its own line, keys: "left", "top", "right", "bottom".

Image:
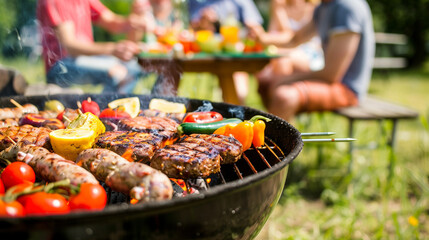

{"left": 0, "top": 93, "right": 303, "bottom": 240}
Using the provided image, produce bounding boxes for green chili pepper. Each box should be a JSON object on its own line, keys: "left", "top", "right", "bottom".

{"left": 178, "top": 118, "right": 243, "bottom": 135}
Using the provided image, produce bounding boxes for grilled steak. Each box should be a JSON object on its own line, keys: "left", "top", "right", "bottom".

{"left": 95, "top": 131, "right": 164, "bottom": 163}
{"left": 150, "top": 141, "right": 221, "bottom": 179}
{"left": 77, "top": 148, "right": 173, "bottom": 203}
{"left": 0, "top": 125, "right": 51, "bottom": 151}
{"left": 0, "top": 143, "right": 98, "bottom": 186}
{"left": 180, "top": 134, "right": 243, "bottom": 164}
{"left": 118, "top": 116, "right": 179, "bottom": 141}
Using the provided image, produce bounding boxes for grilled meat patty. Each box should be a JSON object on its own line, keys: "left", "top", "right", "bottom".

{"left": 0, "top": 125, "right": 51, "bottom": 151}
{"left": 77, "top": 148, "right": 173, "bottom": 203}
{"left": 118, "top": 116, "right": 179, "bottom": 141}
{"left": 95, "top": 131, "right": 164, "bottom": 163}
{"left": 150, "top": 141, "right": 221, "bottom": 179}
{"left": 0, "top": 143, "right": 98, "bottom": 186}
{"left": 180, "top": 134, "right": 243, "bottom": 164}
{"left": 139, "top": 109, "right": 185, "bottom": 123}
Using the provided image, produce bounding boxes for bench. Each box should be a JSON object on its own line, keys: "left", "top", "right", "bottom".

{"left": 334, "top": 95, "right": 419, "bottom": 173}
{"left": 373, "top": 32, "right": 408, "bottom": 69}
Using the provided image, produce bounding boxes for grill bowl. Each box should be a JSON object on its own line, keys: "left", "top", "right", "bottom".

{"left": 0, "top": 94, "right": 303, "bottom": 240}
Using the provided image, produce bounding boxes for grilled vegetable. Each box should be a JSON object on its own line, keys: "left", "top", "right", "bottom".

{"left": 44, "top": 100, "right": 65, "bottom": 113}
{"left": 214, "top": 115, "right": 271, "bottom": 151}
{"left": 81, "top": 97, "right": 100, "bottom": 116}
{"left": 99, "top": 107, "right": 131, "bottom": 119}
{"left": 250, "top": 115, "right": 271, "bottom": 148}
{"left": 183, "top": 111, "right": 223, "bottom": 123}
{"left": 19, "top": 113, "right": 65, "bottom": 130}
{"left": 178, "top": 118, "right": 242, "bottom": 135}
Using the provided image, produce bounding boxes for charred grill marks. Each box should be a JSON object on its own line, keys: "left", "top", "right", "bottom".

{"left": 151, "top": 141, "right": 221, "bottom": 179}
{"left": 95, "top": 131, "right": 164, "bottom": 163}
{"left": 118, "top": 116, "right": 179, "bottom": 141}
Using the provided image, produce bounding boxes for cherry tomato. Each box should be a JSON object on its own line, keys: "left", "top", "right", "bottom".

{"left": 0, "top": 199, "right": 25, "bottom": 217}
{"left": 24, "top": 192, "right": 70, "bottom": 216}
{"left": 183, "top": 111, "right": 224, "bottom": 123}
{"left": 1, "top": 162, "right": 36, "bottom": 189}
{"left": 81, "top": 98, "right": 101, "bottom": 116}
{"left": 69, "top": 183, "right": 107, "bottom": 211}
{"left": 99, "top": 108, "right": 131, "bottom": 119}
{"left": 0, "top": 179, "right": 4, "bottom": 194}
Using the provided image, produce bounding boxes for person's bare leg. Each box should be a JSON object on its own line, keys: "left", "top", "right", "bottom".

{"left": 267, "top": 85, "right": 301, "bottom": 122}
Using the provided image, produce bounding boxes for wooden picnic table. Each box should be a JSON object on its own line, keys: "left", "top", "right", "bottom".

{"left": 137, "top": 52, "right": 276, "bottom": 105}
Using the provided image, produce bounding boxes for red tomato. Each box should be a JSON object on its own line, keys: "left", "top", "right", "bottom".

{"left": 183, "top": 112, "right": 224, "bottom": 123}
{"left": 56, "top": 110, "right": 65, "bottom": 121}
{"left": 0, "top": 199, "right": 25, "bottom": 217}
{"left": 81, "top": 98, "right": 101, "bottom": 116}
{"left": 69, "top": 183, "right": 107, "bottom": 211}
{"left": 1, "top": 162, "right": 36, "bottom": 189}
{"left": 99, "top": 108, "right": 131, "bottom": 119}
{"left": 24, "top": 192, "right": 70, "bottom": 215}
{"left": 0, "top": 179, "right": 4, "bottom": 194}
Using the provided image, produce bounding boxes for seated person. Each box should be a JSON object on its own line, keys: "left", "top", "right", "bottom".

{"left": 248, "top": 0, "right": 375, "bottom": 121}
{"left": 37, "top": 0, "right": 154, "bottom": 94}
{"left": 255, "top": 0, "right": 324, "bottom": 106}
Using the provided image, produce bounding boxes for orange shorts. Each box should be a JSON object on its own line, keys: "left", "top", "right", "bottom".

{"left": 293, "top": 81, "right": 358, "bottom": 113}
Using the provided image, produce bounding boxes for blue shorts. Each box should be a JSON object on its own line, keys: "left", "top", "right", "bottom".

{"left": 47, "top": 56, "right": 144, "bottom": 93}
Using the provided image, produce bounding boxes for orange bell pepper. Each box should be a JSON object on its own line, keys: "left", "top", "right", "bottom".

{"left": 249, "top": 115, "right": 271, "bottom": 148}
{"left": 214, "top": 115, "right": 271, "bottom": 151}
{"left": 229, "top": 121, "right": 254, "bottom": 151}
{"left": 213, "top": 123, "right": 237, "bottom": 135}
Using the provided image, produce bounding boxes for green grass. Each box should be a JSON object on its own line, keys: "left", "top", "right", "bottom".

{"left": 1, "top": 57, "right": 428, "bottom": 239}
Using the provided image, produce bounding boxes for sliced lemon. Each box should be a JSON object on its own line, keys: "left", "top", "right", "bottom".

{"left": 50, "top": 128, "right": 97, "bottom": 161}
{"left": 67, "top": 112, "right": 105, "bottom": 135}
{"left": 149, "top": 98, "right": 186, "bottom": 113}
{"left": 108, "top": 97, "right": 140, "bottom": 118}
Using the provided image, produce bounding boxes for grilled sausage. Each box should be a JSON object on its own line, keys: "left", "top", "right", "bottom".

{"left": 0, "top": 104, "right": 38, "bottom": 120}
{"left": 0, "top": 143, "right": 98, "bottom": 186}
{"left": 76, "top": 148, "right": 173, "bottom": 202}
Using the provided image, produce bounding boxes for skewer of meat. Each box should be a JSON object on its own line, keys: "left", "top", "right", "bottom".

{"left": 76, "top": 148, "right": 173, "bottom": 203}
{"left": 0, "top": 118, "right": 19, "bottom": 127}
{"left": 0, "top": 143, "right": 98, "bottom": 186}
{"left": 0, "top": 125, "right": 51, "bottom": 151}
{"left": 0, "top": 103, "right": 38, "bottom": 120}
